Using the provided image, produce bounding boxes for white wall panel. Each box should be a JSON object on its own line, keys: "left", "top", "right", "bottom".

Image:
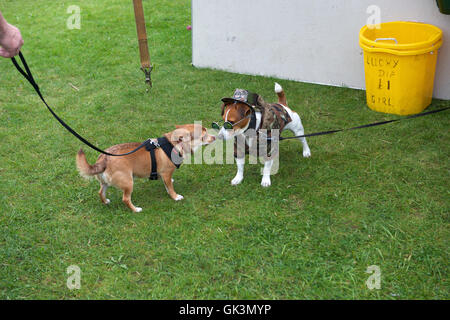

{"left": 192, "top": 0, "right": 450, "bottom": 99}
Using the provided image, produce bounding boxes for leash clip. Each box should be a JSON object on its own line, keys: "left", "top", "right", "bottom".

{"left": 151, "top": 139, "right": 160, "bottom": 149}
{"left": 141, "top": 66, "right": 153, "bottom": 91}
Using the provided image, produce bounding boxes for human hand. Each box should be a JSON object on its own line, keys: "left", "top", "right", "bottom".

{"left": 0, "top": 22, "right": 24, "bottom": 58}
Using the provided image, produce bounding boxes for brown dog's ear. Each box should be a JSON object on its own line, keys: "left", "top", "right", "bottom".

{"left": 239, "top": 105, "right": 252, "bottom": 118}
{"left": 221, "top": 103, "right": 226, "bottom": 116}
{"left": 171, "top": 128, "right": 191, "bottom": 143}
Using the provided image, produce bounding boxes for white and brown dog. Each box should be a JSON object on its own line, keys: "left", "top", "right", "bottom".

{"left": 217, "top": 83, "right": 311, "bottom": 187}
{"left": 76, "top": 124, "right": 215, "bottom": 212}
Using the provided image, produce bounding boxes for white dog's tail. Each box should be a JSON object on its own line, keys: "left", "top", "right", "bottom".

{"left": 274, "top": 82, "right": 287, "bottom": 105}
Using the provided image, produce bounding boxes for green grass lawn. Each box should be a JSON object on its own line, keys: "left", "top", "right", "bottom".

{"left": 0, "top": 0, "right": 448, "bottom": 299}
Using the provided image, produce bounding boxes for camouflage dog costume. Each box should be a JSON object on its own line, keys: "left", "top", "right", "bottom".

{"left": 221, "top": 89, "right": 292, "bottom": 159}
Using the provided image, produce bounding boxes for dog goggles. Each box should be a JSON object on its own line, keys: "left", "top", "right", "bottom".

{"left": 212, "top": 115, "right": 251, "bottom": 130}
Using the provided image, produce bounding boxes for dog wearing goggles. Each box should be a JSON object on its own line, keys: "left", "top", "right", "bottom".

{"left": 213, "top": 83, "right": 311, "bottom": 187}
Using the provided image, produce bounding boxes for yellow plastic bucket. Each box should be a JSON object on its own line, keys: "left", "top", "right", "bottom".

{"left": 359, "top": 22, "right": 443, "bottom": 115}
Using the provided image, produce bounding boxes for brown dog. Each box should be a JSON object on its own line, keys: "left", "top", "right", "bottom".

{"left": 76, "top": 124, "right": 215, "bottom": 212}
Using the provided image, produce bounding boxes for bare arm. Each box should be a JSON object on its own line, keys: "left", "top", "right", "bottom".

{"left": 0, "top": 10, "right": 24, "bottom": 58}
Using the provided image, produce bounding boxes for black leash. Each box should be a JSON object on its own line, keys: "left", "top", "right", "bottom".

{"left": 11, "top": 52, "right": 449, "bottom": 152}
{"left": 11, "top": 52, "right": 148, "bottom": 156}
{"left": 275, "top": 106, "right": 449, "bottom": 141}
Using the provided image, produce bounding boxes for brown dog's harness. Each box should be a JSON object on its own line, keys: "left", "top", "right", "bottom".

{"left": 144, "top": 137, "right": 182, "bottom": 180}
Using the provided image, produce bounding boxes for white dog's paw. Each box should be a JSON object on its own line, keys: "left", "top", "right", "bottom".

{"left": 175, "top": 194, "right": 184, "bottom": 201}
{"left": 261, "top": 176, "right": 271, "bottom": 187}
{"left": 303, "top": 149, "right": 311, "bottom": 158}
{"left": 231, "top": 175, "right": 243, "bottom": 186}
{"left": 135, "top": 207, "right": 142, "bottom": 213}
{"left": 104, "top": 199, "right": 111, "bottom": 205}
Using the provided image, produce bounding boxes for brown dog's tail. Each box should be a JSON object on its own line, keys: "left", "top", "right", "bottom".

{"left": 76, "top": 149, "right": 106, "bottom": 179}
{"left": 274, "top": 82, "right": 287, "bottom": 106}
